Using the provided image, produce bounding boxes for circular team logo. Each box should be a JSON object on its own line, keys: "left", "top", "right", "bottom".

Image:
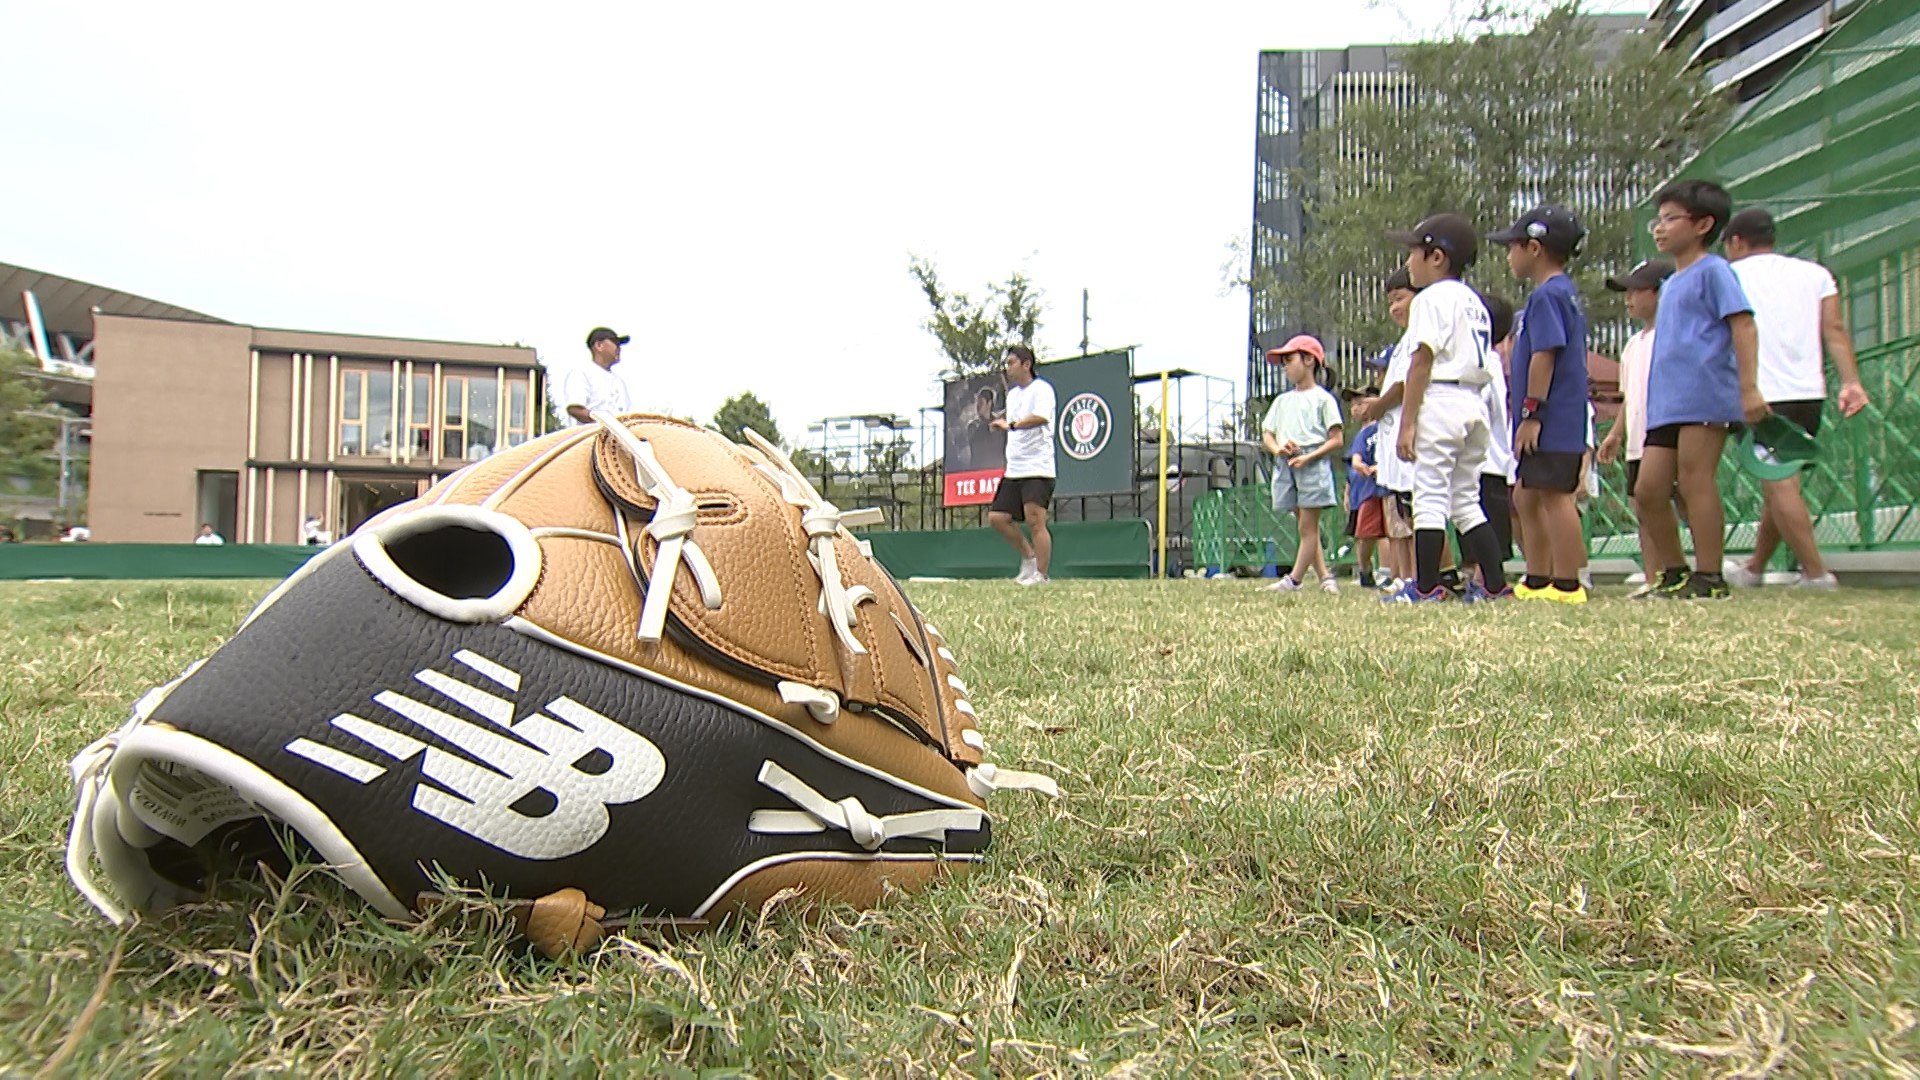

{"left": 1058, "top": 392, "right": 1112, "bottom": 461}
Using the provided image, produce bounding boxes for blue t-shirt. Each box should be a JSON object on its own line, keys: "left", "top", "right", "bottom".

{"left": 1348, "top": 422, "right": 1381, "bottom": 503}
{"left": 1508, "top": 273, "right": 1590, "bottom": 454}
{"left": 1648, "top": 254, "right": 1753, "bottom": 428}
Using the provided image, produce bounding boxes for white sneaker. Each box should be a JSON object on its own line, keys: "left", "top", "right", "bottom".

{"left": 1263, "top": 576, "right": 1304, "bottom": 592}
{"left": 1016, "top": 558, "right": 1038, "bottom": 583}
{"left": 1320, "top": 576, "right": 1339, "bottom": 594}
{"left": 1577, "top": 567, "right": 1593, "bottom": 590}
{"left": 1722, "top": 559, "right": 1762, "bottom": 588}
{"left": 1623, "top": 571, "right": 1647, "bottom": 587}
{"left": 1796, "top": 572, "right": 1839, "bottom": 591}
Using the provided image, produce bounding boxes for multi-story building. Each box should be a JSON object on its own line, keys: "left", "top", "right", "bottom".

{"left": 88, "top": 314, "right": 541, "bottom": 543}
{"left": 1248, "top": 17, "right": 1647, "bottom": 402}
{"left": 1652, "top": 0, "right": 1865, "bottom": 103}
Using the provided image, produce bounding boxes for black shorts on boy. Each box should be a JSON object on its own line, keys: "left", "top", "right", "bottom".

{"left": 1516, "top": 450, "right": 1582, "bottom": 493}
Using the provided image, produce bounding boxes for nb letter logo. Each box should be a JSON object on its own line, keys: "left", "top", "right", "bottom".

{"left": 286, "top": 649, "right": 665, "bottom": 859}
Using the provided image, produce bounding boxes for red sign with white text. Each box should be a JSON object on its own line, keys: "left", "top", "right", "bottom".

{"left": 944, "top": 468, "right": 1003, "bottom": 506}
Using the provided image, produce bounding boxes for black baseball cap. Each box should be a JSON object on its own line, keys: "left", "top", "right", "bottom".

{"left": 1488, "top": 204, "right": 1586, "bottom": 258}
{"left": 1339, "top": 384, "right": 1382, "bottom": 401}
{"left": 585, "top": 327, "right": 630, "bottom": 348}
{"left": 1386, "top": 213, "right": 1478, "bottom": 268}
{"left": 1383, "top": 267, "right": 1419, "bottom": 294}
{"left": 1604, "top": 258, "right": 1676, "bottom": 292}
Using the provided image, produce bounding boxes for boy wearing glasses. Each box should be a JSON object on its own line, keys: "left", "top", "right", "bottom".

{"left": 1638, "top": 180, "right": 1767, "bottom": 600}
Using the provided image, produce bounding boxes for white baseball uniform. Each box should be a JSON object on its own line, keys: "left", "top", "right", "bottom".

{"left": 1403, "top": 278, "right": 1495, "bottom": 533}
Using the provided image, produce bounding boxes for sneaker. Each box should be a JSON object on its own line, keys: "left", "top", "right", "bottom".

{"left": 1722, "top": 559, "right": 1762, "bottom": 588}
{"left": 1541, "top": 584, "right": 1589, "bottom": 605}
{"left": 1577, "top": 568, "right": 1593, "bottom": 590}
{"left": 1018, "top": 573, "right": 1049, "bottom": 588}
{"left": 1463, "top": 582, "right": 1512, "bottom": 604}
{"left": 1016, "top": 558, "right": 1039, "bottom": 584}
{"left": 1377, "top": 577, "right": 1406, "bottom": 595}
{"left": 1626, "top": 580, "right": 1659, "bottom": 599}
{"left": 1381, "top": 580, "right": 1450, "bottom": 604}
{"left": 1263, "top": 576, "right": 1304, "bottom": 593}
{"left": 1685, "top": 574, "right": 1731, "bottom": 601}
{"left": 1321, "top": 576, "right": 1339, "bottom": 595}
{"left": 1513, "top": 581, "right": 1552, "bottom": 601}
{"left": 1796, "top": 572, "right": 1839, "bottom": 591}
{"left": 1642, "top": 569, "right": 1693, "bottom": 601}
{"left": 1623, "top": 571, "right": 1647, "bottom": 587}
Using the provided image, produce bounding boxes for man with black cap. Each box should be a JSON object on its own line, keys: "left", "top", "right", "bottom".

{"left": 559, "top": 327, "right": 633, "bottom": 426}
{"left": 1722, "top": 207, "right": 1870, "bottom": 590}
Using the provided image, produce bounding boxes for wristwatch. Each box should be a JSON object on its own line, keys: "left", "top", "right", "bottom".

{"left": 1519, "top": 397, "right": 1544, "bottom": 422}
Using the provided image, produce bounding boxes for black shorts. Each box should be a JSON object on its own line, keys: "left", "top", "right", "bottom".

{"left": 1644, "top": 421, "right": 1732, "bottom": 449}
{"left": 1626, "top": 458, "right": 1681, "bottom": 504}
{"left": 1345, "top": 504, "right": 1361, "bottom": 537}
{"left": 1769, "top": 398, "right": 1824, "bottom": 439}
{"left": 1479, "top": 474, "right": 1512, "bottom": 558}
{"left": 989, "top": 476, "right": 1054, "bottom": 520}
{"left": 1516, "top": 450, "right": 1583, "bottom": 493}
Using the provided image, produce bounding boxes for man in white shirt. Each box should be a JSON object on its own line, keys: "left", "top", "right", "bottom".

{"left": 987, "top": 345, "right": 1057, "bottom": 585}
{"left": 195, "top": 524, "right": 225, "bottom": 545}
{"left": 1723, "top": 209, "right": 1871, "bottom": 590}
{"left": 559, "top": 327, "right": 634, "bottom": 426}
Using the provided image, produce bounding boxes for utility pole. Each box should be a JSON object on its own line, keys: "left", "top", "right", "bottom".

{"left": 1080, "top": 289, "right": 1090, "bottom": 357}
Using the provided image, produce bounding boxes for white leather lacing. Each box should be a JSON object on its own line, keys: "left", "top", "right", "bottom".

{"left": 739, "top": 429, "right": 886, "bottom": 658}
{"left": 66, "top": 677, "right": 189, "bottom": 922}
{"left": 966, "top": 762, "right": 1060, "bottom": 799}
{"left": 592, "top": 413, "right": 725, "bottom": 643}
{"left": 747, "top": 761, "right": 984, "bottom": 850}
{"left": 777, "top": 680, "right": 842, "bottom": 724}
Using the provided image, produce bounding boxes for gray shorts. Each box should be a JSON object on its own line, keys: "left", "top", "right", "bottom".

{"left": 1273, "top": 459, "right": 1337, "bottom": 512}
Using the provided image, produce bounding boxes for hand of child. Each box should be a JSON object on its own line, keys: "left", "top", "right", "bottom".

{"left": 1279, "top": 440, "right": 1301, "bottom": 458}
{"left": 1357, "top": 463, "right": 1376, "bottom": 478}
{"left": 1288, "top": 453, "right": 1311, "bottom": 469}
{"left": 1741, "top": 389, "right": 1771, "bottom": 425}
{"left": 1596, "top": 435, "right": 1620, "bottom": 466}
{"left": 1515, "top": 418, "right": 1541, "bottom": 455}
{"left": 1395, "top": 426, "right": 1416, "bottom": 463}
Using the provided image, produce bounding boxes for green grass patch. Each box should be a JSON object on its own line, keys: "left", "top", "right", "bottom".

{"left": 2, "top": 579, "right": 1917, "bottom": 1074}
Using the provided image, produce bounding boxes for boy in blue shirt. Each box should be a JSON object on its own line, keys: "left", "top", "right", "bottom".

{"left": 1490, "top": 204, "right": 1592, "bottom": 604}
{"left": 1639, "top": 180, "right": 1767, "bottom": 600}
{"left": 1340, "top": 387, "right": 1385, "bottom": 589}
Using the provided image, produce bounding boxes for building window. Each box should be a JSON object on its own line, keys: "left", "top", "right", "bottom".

{"left": 468, "top": 377, "right": 499, "bottom": 459}
{"left": 338, "top": 368, "right": 394, "bottom": 457}
{"left": 507, "top": 377, "right": 531, "bottom": 448}
{"left": 408, "top": 372, "right": 431, "bottom": 459}
{"left": 443, "top": 374, "right": 468, "bottom": 461}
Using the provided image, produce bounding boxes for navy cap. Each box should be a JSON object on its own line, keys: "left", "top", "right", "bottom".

{"left": 586, "top": 327, "right": 630, "bottom": 348}
{"left": 1604, "top": 258, "right": 1676, "bottom": 292}
{"left": 1386, "top": 214, "right": 1478, "bottom": 269}
{"left": 1488, "top": 204, "right": 1586, "bottom": 258}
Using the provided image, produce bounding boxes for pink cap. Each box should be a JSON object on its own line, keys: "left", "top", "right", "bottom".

{"left": 1265, "top": 334, "right": 1325, "bottom": 363}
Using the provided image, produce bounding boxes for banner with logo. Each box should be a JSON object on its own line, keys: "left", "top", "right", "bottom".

{"left": 939, "top": 350, "right": 1133, "bottom": 506}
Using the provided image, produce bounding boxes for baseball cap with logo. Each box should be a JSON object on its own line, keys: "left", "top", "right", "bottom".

{"left": 1605, "top": 258, "right": 1677, "bottom": 292}
{"left": 1488, "top": 204, "right": 1587, "bottom": 258}
{"left": 585, "top": 327, "right": 631, "bottom": 348}
{"left": 1386, "top": 213, "right": 1478, "bottom": 269}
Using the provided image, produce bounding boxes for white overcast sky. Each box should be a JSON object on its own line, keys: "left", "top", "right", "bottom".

{"left": 6, "top": 1, "right": 1647, "bottom": 444}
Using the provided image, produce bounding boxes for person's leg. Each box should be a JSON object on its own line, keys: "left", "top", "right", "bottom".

{"left": 1675, "top": 425, "right": 1730, "bottom": 575}
{"left": 1757, "top": 474, "right": 1825, "bottom": 578}
{"left": 1748, "top": 503, "right": 1781, "bottom": 574}
{"left": 1542, "top": 490, "right": 1584, "bottom": 587}
{"left": 1635, "top": 433, "right": 1685, "bottom": 580}
{"left": 988, "top": 510, "right": 1033, "bottom": 562}
{"left": 1357, "top": 535, "right": 1377, "bottom": 583}
{"left": 1449, "top": 426, "right": 1506, "bottom": 594}
{"left": 1514, "top": 484, "right": 1549, "bottom": 587}
{"left": 1025, "top": 502, "right": 1052, "bottom": 577}
{"left": 1294, "top": 507, "right": 1324, "bottom": 582}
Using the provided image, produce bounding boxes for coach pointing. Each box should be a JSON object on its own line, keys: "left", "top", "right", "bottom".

{"left": 988, "top": 345, "right": 1058, "bottom": 586}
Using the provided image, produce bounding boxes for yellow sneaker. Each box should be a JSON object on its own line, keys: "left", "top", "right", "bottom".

{"left": 1513, "top": 581, "right": 1551, "bottom": 601}
{"left": 1541, "top": 585, "right": 1589, "bottom": 605}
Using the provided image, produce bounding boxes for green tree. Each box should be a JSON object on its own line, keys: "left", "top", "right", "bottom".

{"left": 1258, "top": 3, "right": 1731, "bottom": 380}
{"left": 0, "top": 348, "right": 58, "bottom": 496}
{"left": 711, "top": 391, "right": 784, "bottom": 448}
{"left": 908, "top": 256, "right": 1045, "bottom": 379}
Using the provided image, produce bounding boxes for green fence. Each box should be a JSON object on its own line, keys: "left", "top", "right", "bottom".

{"left": 1195, "top": 334, "right": 1919, "bottom": 571}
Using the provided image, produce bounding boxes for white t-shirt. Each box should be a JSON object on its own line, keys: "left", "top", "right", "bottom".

{"left": 195, "top": 532, "right": 225, "bottom": 545}
{"left": 557, "top": 359, "right": 632, "bottom": 425}
{"left": 1618, "top": 327, "right": 1655, "bottom": 461}
{"left": 1480, "top": 372, "right": 1515, "bottom": 481}
{"left": 1405, "top": 279, "right": 1495, "bottom": 387}
{"left": 1375, "top": 339, "right": 1415, "bottom": 494}
{"left": 1732, "top": 252, "right": 1836, "bottom": 403}
{"left": 1003, "top": 377, "right": 1057, "bottom": 478}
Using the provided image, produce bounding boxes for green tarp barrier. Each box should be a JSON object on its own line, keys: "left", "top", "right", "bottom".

{"left": 0, "top": 544, "right": 322, "bottom": 581}
{"left": 861, "top": 519, "right": 1150, "bottom": 580}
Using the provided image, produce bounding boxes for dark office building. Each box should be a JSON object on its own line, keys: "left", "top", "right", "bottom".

{"left": 1651, "top": 0, "right": 1864, "bottom": 104}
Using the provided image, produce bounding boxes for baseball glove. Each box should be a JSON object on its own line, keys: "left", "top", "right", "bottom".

{"left": 67, "top": 414, "right": 1055, "bottom": 956}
